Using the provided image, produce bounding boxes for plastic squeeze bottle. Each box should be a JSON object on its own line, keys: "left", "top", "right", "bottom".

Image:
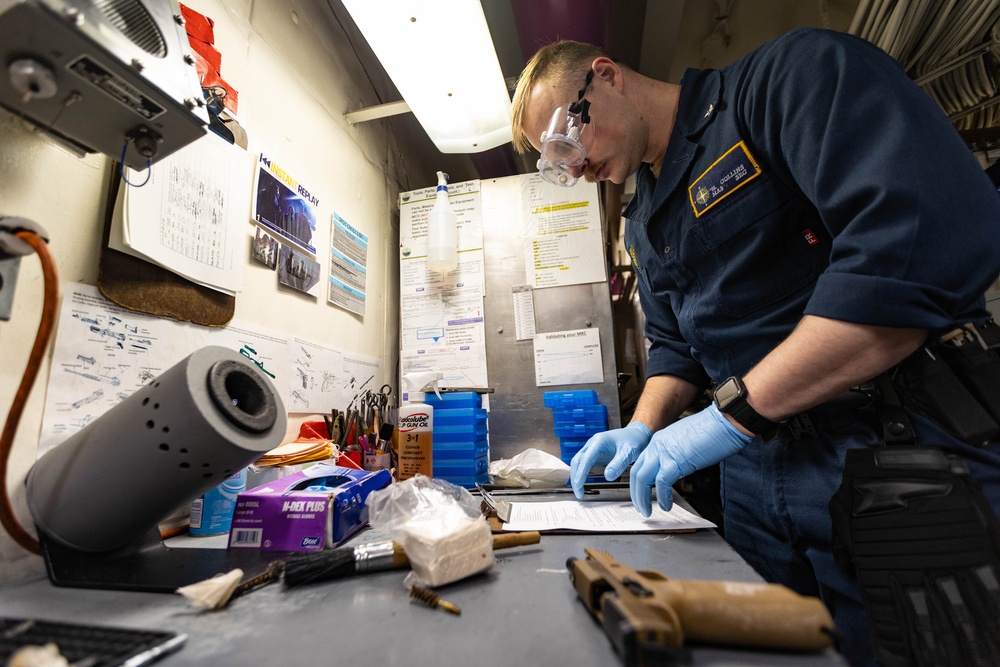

{"left": 398, "top": 372, "right": 443, "bottom": 480}
{"left": 426, "top": 171, "right": 457, "bottom": 274}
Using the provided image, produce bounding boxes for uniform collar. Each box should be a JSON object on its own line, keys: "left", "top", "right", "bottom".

{"left": 674, "top": 67, "right": 721, "bottom": 138}
{"left": 625, "top": 68, "right": 718, "bottom": 223}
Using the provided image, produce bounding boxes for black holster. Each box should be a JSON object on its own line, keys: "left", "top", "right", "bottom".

{"left": 894, "top": 322, "right": 1000, "bottom": 445}
{"left": 831, "top": 447, "right": 1000, "bottom": 666}
{"left": 830, "top": 359, "right": 1000, "bottom": 666}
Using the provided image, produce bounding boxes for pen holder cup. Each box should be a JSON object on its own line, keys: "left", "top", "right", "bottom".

{"left": 364, "top": 451, "right": 391, "bottom": 471}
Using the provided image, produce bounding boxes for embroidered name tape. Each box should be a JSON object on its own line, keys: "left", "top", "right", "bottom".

{"left": 688, "top": 141, "right": 762, "bottom": 218}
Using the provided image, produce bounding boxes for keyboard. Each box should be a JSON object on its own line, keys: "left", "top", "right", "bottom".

{"left": 0, "top": 617, "right": 185, "bottom": 666}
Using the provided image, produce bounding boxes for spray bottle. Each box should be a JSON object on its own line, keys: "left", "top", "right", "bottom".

{"left": 426, "top": 171, "right": 457, "bottom": 274}
{"left": 397, "top": 371, "right": 443, "bottom": 480}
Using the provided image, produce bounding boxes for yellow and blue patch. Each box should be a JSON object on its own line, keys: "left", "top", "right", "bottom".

{"left": 688, "top": 141, "right": 762, "bottom": 218}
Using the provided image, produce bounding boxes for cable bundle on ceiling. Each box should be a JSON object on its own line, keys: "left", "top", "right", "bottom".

{"left": 849, "top": 0, "right": 1000, "bottom": 138}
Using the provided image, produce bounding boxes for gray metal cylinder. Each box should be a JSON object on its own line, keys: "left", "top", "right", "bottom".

{"left": 26, "top": 345, "right": 287, "bottom": 552}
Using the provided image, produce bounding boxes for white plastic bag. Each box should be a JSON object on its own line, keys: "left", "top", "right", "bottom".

{"left": 366, "top": 475, "right": 493, "bottom": 587}
{"left": 488, "top": 448, "right": 570, "bottom": 488}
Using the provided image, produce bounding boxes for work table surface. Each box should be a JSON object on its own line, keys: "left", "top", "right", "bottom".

{"left": 0, "top": 493, "right": 845, "bottom": 666}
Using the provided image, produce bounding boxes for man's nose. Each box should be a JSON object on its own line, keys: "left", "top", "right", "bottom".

{"left": 567, "top": 160, "right": 587, "bottom": 178}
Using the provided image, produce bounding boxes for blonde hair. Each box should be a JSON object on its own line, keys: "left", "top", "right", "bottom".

{"left": 510, "top": 40, "right": 612, "bottom": 154}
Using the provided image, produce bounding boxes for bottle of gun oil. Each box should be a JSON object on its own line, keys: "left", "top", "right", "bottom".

{"left": 398, "top": 372, "right": 443, "bottom": 480}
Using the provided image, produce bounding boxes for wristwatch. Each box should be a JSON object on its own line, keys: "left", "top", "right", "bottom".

{"left": 713, "top": 376, "right": 780, "bottom": 439}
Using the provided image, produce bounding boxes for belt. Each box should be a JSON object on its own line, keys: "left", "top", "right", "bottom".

{"left": 780, "top": 384, "right": 878, "bottom": 440}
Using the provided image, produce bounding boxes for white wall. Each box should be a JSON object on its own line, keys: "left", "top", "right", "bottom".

{"left": 0, "top": 0, "right": 432, "bottom": 580}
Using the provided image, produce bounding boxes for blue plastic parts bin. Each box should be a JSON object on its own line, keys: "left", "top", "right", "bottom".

{"left": 427, "top": 392, "right": 489, "bottom": 488}
{"left": 552, "top": 404, "right": 609, "bottom": 437}
{"left": 543, "top": 390, "right": 609, "bottom": 469}
{"left": 425, "top": 392, "right": 481, "bottom": 409}
{"left": 543, "top": 390, "right": 599, "bottom": 408}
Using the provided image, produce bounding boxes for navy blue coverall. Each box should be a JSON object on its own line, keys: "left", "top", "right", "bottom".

{"left": 623, "top": 28, "right": 1000, "bottom": 664}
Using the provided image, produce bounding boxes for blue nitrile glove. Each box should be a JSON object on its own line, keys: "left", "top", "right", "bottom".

{"left": 569, "top": 421, "right": 653, "bottom": 498}
{"left": 630, "top": 403, "right": 752, "bottom": 516}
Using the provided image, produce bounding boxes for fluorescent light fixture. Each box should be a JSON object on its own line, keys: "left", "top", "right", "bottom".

{"left": 342, "top": 0, "right": 513, "bottom": 154}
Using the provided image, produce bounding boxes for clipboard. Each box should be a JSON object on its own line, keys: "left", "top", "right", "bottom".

{"left": 97, "top": 165, "right": 236, "bottom": 327}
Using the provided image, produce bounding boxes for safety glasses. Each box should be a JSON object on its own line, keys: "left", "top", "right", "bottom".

{"left": 537, "top": 70, "right": 594, "bottom": 187}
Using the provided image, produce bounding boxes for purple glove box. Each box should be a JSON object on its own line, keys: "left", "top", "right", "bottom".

{"left": 228, "top": 462, "right": 392, "bottom": 552}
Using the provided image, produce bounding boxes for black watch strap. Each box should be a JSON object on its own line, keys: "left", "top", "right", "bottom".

{"left": 713, "top": 376, "right": 780, "bottom": 438}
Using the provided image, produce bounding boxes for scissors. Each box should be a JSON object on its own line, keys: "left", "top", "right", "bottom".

{"left": 373, "top": 384, "right": 391, "bottom": 410}
{"left": 358, "top": 384, "right": 392, "bottom": 431}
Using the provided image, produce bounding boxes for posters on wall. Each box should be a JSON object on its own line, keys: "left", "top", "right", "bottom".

{"left": 532, "top": 328, "right": 604, "bottom": 386}
{"left": 512, "top": 285, "right": 537, "bottom": 341}
{"left": 520, "top": 175, "right": 606, "bottom": 288}
{"left": 277, "top": 245, "right": 321, "bottom": 295}
{"left": 400, "top": 178, "right": 485, "bottom": 291}
{"left": 251, "top": 225, "right": 279, "bottom": 269}
{"left": 248, "top": 154, "right": 372, "bottom": 306}
{"left": 129, "top": 141, "right": 371, "bottom": 309}
{"left": 252, "top": 153, "right": 319, "bottom": 255}
{"left": 513, "top": 176, "right": 610, "bottom": 387}
{"left": 398, "top": 180, "right": 488, "bottom": 393}
{"left": 400, "top": 344, "right": 489, "bottom": 390}
{"left": 38, "top": 283, "right": 383, "bottom": 457}
{"left": 397, "top": 175, "right": 612, "bottom": 393}
{"left": 251, "top": 152, "right": 324, "bottom": 298}
{"left": 328, "top": 212, "right": 368, "bottom": 316}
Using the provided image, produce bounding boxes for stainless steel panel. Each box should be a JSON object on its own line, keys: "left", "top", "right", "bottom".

{"left": 481, "top": 176, "right": 620, "bottom": 462}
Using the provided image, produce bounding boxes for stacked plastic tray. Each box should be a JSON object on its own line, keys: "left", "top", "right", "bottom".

{"left": 426, "top": 391, "right": 489, "bottom": 488}
{"left": 543, "top": 390, "right": 609, "bottom": 467}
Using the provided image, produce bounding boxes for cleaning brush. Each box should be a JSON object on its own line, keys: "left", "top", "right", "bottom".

{"left": 284, "top": 540, "right": 406, "bottom": 585}
{"left": 409, "top": 585, "right": 461, "bottom": 615}
{"left": 283, "top": 530, "right": 541, "bottom": 586}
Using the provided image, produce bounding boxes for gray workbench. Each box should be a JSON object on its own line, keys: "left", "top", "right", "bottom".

{"left": 0, "top": 493, "right": 845, "bottom": 666}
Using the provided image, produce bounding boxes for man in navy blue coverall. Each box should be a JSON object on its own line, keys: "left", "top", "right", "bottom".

{"left": 511, "top": 29, "right": 1000, "bottom": 666}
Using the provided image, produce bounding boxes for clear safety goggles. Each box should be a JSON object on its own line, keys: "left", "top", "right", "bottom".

{"left": 537, "top": 71, "right": 594, "bottom": 187}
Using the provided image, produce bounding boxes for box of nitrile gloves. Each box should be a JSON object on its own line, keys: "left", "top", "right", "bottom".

{"left": 228, "top": 462, "right": 392, "bottom": 552}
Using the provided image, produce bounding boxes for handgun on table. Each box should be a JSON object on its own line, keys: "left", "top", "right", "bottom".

{"left": 567, "top": 548, "right": 836, "bottom": 666}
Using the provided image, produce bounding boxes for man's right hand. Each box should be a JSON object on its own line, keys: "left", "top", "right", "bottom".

{"left": 569, "top": 421, "right": 653, "bottom": 497}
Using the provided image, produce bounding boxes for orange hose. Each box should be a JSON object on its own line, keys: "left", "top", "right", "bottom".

{"left": 0, "top": 231, "right": 58, "bottom": 555}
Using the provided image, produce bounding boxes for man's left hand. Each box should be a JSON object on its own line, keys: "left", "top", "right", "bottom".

{"left": 630, "top": 403, "right": 752, "bottom": 516}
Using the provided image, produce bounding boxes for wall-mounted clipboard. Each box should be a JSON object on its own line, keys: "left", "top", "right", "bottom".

{"left": 97, "top": 167, "right": 236, "bottom": 327}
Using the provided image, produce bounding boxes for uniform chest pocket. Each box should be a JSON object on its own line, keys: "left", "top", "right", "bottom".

{"left": 687, "top": 173, "right": 829, "bottom": 318}
{"left": 688, "top": 171, "right": 786, "bottom": 250}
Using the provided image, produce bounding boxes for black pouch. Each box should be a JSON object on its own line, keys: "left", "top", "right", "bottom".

{"left": 979, "top": 321, "right": 1000, "bottom": 349}
{"left": 895, "top": 349, "right": 999, "bottom": 445}
{"left": 934, "top": 335, "right": 1000, "bottom": 427}
{"left": 830, "top": 446, "right": 1000, "bottom": 666}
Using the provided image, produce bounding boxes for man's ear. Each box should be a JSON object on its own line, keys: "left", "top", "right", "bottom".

{"left": 591, "top": 57, "right": 623, "bottom": 90}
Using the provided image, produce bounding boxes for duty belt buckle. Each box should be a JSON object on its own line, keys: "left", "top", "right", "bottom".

{"left": 785, "top": 413, "right": 819, "bottom": 440}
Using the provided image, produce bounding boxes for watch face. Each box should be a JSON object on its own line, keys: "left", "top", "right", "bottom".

{"left": 715, "top": 377, "right": 744, "bottom": 410}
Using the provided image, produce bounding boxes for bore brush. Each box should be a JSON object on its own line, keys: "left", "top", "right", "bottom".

{"left": 283, "top": 530, "right": 541, "bottom": 586}
{"left": 410, "top": 585, "right": 461, "bottom": 615}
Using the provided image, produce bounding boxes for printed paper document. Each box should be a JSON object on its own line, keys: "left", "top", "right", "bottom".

{"left": 501, "top": 500, "right": 716, "bottom": 532}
